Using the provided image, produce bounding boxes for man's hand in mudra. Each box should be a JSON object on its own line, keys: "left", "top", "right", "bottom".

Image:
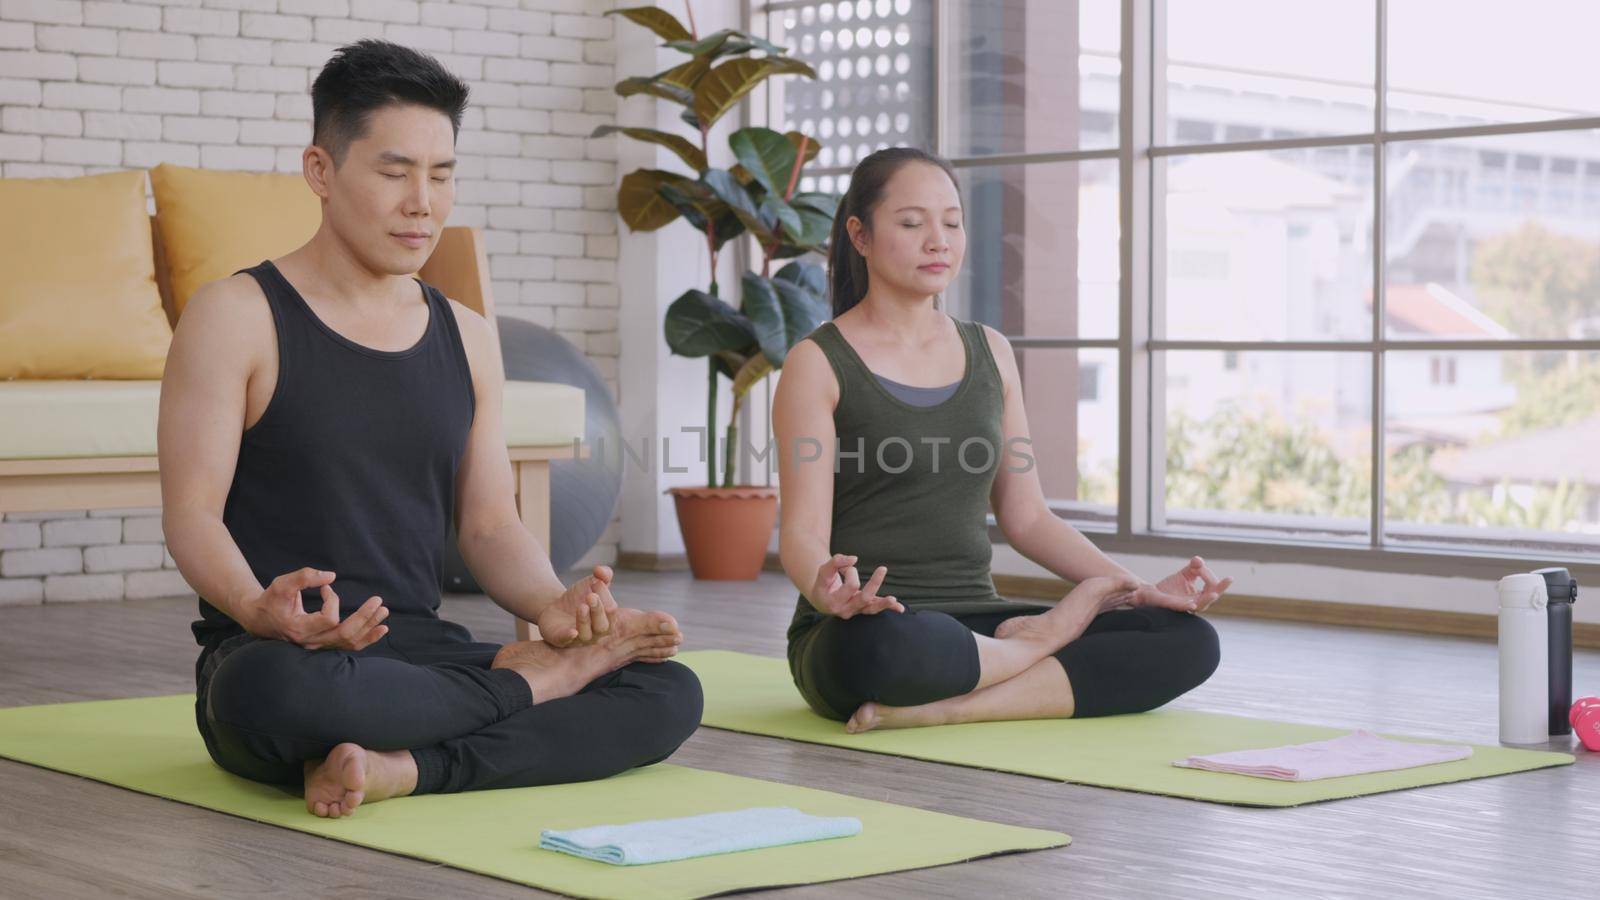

{"left": 536, "top": 565, "right": 622, "bottom": 646}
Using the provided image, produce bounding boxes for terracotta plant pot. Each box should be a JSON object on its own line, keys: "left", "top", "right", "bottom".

{"left": 667, "top": 485, "right": 779, "bottom": 580}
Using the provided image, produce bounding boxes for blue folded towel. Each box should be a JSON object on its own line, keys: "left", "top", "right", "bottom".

{"left": 538, "top": 806, "right": 863, "bottom": 866}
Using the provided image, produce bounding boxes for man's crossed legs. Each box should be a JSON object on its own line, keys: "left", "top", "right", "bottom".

{"left": 195, "top": 609, "right": 702, "bottom": 817}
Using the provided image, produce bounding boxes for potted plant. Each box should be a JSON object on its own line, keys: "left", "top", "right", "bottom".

{"left": 598, "top": 4, "right": 837, "bottom": 579}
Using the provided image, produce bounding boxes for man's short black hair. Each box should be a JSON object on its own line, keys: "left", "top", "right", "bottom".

{"left": 311, "top": 39, "right": 470, "bottom": 165}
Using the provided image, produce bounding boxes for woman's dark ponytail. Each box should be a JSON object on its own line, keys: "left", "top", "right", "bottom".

{"left": 826, "top": 147, "right": 959, "bottom": 318}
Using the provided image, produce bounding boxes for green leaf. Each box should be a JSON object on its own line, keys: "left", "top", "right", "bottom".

{"left": 614, "top": 75, "right": 694, "bottom": 105}
{"left": 702, "top": 168, "right": 775, "bottom": 244}
{"left": 664, "top": 289, "right": 758, "bottom": 357}
{"left": 659, "top": 57, "right": 712, "bottom": 92}
{"left": 780, "top": 191, "right": 840, "bottom": 251}
{"left": 591, "top": 125, "right": 707, "bottom": 172}
{"left": 769, "top": 276, "right": 829, "bottom": 364}
{"left": 740, "top": 272, "right": 829, "bottom": 366}
{"left": 790, "top": 191, "right": 839, "bottom": 217}
{"left": 730, "top": 133, "right": 817, "bottom": 186}
{"left": 763, "top": 208, "right": 832, "bottom": 258}
{"left": 692, "top": 56, "right": 816, "bottom": 129}
{"left": 759, "top": 193, "right": 802, "bottom": 241}
{"left": 664, "top": 31, "right": 753, "bottom": 58}
{"left": 710, "top": 349, "right": 742, "bottom": 380}
{"left": 739, "top": 273, "right": 789, "bottom": 365}
{"left": 614, "top": 57, "right": 709, "bottom": 107}
{"left": 606, "top": 7, "right": 692, "bottom": 43}
{"left": 658, "top": 180, "right": 745, "bottom": 251}
{"left": 793, "top": 204, "right": 834, "bottom": 246}
{"left": 707, "top": 211, "right": 747, "bottom": 250}
{"left": 785, "top": 130, "right": 821, "bottom": 167}
{"left": 729, "top": 127, "right": 796, "bottom": 196}
{"left": 656, "top": 177, "right": 721, "bottom": 217}
{"left": 730, "top": 350, "right": 775, "bottom": 399}
{"left": 665, "top": 28, "right": 786, "bottom": 59}
{"left": 775, "top": 259, "right": 827, "bottom": 298}
{"left": 616, "top": 168, "right": 690, "bottom": 231}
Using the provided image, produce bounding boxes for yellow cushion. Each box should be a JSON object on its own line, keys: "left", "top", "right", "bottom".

{"left": 0, "top": 380, "right": 584, "bottom": 460}
{"left": 0, "top": 171, "right": 172, "bottom": 380}
{"left": 149, "top": 164, "right": 320, "bottom": 320}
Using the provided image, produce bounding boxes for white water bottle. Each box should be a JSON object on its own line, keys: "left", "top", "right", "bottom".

{"left": 1498, "top": 573, "right": 1549, "bottom": 745}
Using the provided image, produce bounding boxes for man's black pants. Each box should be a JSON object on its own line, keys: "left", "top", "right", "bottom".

{"left": 194, "top": 616, "right": 703, "bottom": 794}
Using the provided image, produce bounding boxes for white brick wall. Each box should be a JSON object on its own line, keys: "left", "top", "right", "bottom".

{"left": 46, "top": 573, "right": 124, "bottom": 603}
{"left": 84, "top": 543, "right": 164, "bottom": 573}
{"left": 1, "top": 0, "right": 626, "bottom": 604}
{"left": 1, "top": 546, "right": 83, "bottom": 578}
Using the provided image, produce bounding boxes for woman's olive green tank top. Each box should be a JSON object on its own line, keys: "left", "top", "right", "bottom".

{"left": 786, "top": 316, "right": 1020, "bottom": 650}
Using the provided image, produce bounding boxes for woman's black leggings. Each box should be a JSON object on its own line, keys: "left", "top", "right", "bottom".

{"left": 194, "top": 616, "right": 704, "bottom": 794}
{"left": 790, "top": 605, "right": 1220, "bottom": 721}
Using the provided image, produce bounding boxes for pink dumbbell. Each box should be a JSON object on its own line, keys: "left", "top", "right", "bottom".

{"left": 1571, "top": 698, "right": 1600, "bottom": 751}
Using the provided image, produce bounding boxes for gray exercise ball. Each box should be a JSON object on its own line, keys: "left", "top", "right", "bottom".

{"left": 441, "top": 317, "right": 622, "bottom": 592}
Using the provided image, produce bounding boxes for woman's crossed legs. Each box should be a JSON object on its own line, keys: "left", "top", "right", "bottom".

{"left": 791, "top": 577, "right": 1220, "bottom": 732}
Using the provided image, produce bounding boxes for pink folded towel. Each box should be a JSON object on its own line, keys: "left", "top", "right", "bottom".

{"left": 1173, "top": 730, "right": 1473, "bottom": 781}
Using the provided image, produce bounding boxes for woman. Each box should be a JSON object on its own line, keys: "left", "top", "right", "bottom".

{"left": 774, "top": 148, "right": 1233, "bottom": 734}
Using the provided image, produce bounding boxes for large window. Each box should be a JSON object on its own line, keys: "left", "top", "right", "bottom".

{"left": 752, "top": 0, "right": 1600, "bottom": 567}
{"left": 760, "top": 0, "right": 1121, "bottom": 521}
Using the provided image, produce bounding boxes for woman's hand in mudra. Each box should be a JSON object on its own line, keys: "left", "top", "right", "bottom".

{"left": 1134, "top": 555, "right": 1233, "bottom": 614}
{"left": 810, "top": 554, "right": 905, "bottom": 619}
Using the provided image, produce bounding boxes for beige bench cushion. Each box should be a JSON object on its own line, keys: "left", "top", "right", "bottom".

{"left": 0, "top": 380, "right": 584, "bottom": 460}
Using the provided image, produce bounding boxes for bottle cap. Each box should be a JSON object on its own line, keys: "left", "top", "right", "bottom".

{"left": 1498, "top": 573, "right": 1548, "bottom": 610}
{"left": 1531, "top": 566, "right": 1578, "bottom": 605}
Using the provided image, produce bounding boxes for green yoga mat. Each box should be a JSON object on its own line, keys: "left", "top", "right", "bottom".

{"left": 0, "top": 695, "right": 1067, "bottom": 900}
{"left": 679, "top": 650, "right": 1574, "bottom": 808}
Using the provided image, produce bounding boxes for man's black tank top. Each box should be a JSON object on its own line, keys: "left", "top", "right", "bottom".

{"left": 191, "top": 260, "right": 475, "bottom": 646}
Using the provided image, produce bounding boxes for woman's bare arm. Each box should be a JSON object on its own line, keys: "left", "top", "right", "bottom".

{"left": 774, "top": 339, "right": 900, "bottom": 618}
{"left": 982, "top": 325, "right": 1140, "bottom": 584}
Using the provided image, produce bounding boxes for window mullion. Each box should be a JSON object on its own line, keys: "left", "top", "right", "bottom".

{"left": 1371, "top": 0, "right": 1388, "bottom": 550}
{"left": 932, "top": 0, "right": 947, "bottom": 158}
{"left": 1122, "top": 0, "right": 1157, "bottom": 537}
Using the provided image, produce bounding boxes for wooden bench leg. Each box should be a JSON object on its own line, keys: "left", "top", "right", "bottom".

{"left": 513, "top": 458, "right": 552, "bottom": 642}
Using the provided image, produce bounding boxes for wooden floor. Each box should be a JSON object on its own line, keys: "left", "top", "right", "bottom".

{"left": 2, "top": 570, "right": 1597, "bottom": 899}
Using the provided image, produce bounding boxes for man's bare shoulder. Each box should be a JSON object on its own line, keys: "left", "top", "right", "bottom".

{"left": 175, "top": 273, "right": 272, "bottom": 341}
{"left": 166, "top": 273, "right": 273, "bottom": 376}
{"left": 444, "top": 297, "right": 497, "bottom": 374}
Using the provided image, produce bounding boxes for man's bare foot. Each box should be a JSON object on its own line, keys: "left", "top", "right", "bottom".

{"left": 992, "top": 575, "right": 1140, "bottom": 646}
{"left": 845, "top": 701, "right": 947, "bottom": 734}
{"left": 492, "top": 608, "right": 682, "bottom": 701}
{"left": 303, "top": 743, "right": 417, "bottom": 818}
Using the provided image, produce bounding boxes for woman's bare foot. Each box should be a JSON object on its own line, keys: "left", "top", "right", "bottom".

{"left": 303, "top": 743, "right": 417, "bottom": 818}
{"left": 492, "top": 608, "right": 682, "bottom": 701}
{"left": 845, "top": 701, "right": 947, "bottom": 734}
{"left": 992, "top": 575, "right": 1140, "bottom": 645}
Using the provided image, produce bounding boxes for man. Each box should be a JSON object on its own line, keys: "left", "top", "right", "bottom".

{"left": 159, "top": 40, "right": 702, "bottom": 818}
